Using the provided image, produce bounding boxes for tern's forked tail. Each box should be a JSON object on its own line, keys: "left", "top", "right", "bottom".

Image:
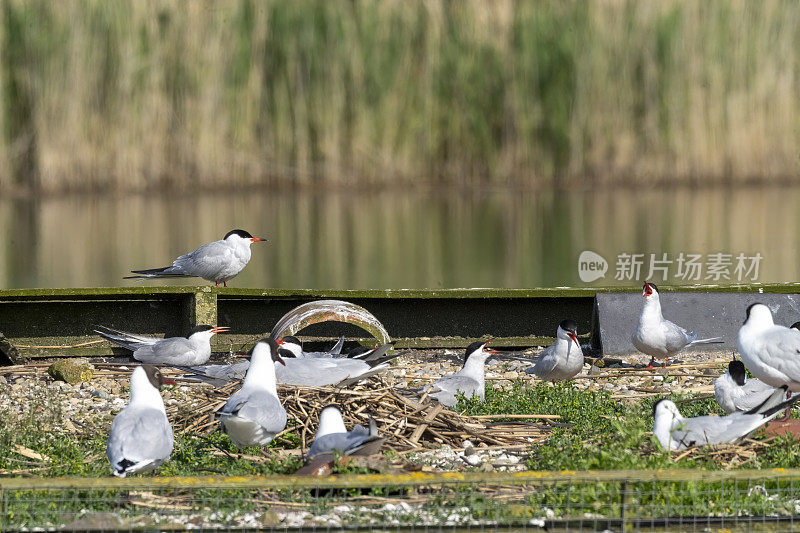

{"left": 124, "top": 266, "right": 188, "bottom": 279}
{"left": 687, "top": 336, "right": 724, "bottom": 347}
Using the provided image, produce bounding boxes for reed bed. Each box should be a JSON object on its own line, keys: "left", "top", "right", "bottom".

{"left": 2, "top": 0, "right": 800, "bottom": 193}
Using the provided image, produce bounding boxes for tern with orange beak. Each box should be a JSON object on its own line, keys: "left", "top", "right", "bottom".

{"left": 424, "top": 340, "right": 500, "bottom": 407}
{"left": 95, "top": 324, "right": 229, "bottom": 365}
{"left": 632, "top": 282, "right": 722, "bottom": 369}
{"left": 525, "top": 319, "right": 584, "bottom": 381}
{"left": 124, "top": 229, "right": 267, "bottom": 286}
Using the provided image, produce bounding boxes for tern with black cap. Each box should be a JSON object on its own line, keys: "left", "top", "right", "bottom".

{"left": 525, "top": 319, "right": 584, "bottom": 382}
{"left": 714, "top": 356, "right": 788, "bottom": 414}
{"left": 632, "top": 282, "right": 723, "bottom": 369}
{"left": 423, "top": 340, "right": 500, "bottom": 407}
{"left": 107, "top": 365, "right": 175, "bottom": 477}
{"left": 125, "top": 229, "right": 267, "bottom": 286}
{"left": 95, "top": 324, "right": 229, "bottom": 366}
{"left": 652, "top": 395, "right": 800, "bottom": 451}
{"left": 738, "top": 303, "right": 800, "bottom": 395}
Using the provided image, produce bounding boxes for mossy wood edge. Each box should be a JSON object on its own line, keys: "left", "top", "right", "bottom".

{"left": 2, "top": 283, "right": 799, "bottom": 299}
{"left": 0, "top": 468, "right": 796, "bottom": 490}
{"left": 2, "top": 284, "right": 797, "bottom": 359}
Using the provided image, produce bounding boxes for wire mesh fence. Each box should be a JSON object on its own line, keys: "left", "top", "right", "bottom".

{"left": 3, "top": 469, "right": 800, "bottom": 531}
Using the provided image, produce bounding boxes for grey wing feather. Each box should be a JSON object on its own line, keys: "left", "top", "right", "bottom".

{"left": 173, "top": 241, "right": 233, "bottom": 280}
{"left": 224, "top": 391, "right": 287, "bottom": 434}
{"left": 277, "top": 359, "right": 369, "bottom": 386}
{"left": 134, "top": 337, "right": 194, "bottom": 363}
{"left": 672, "top": 413, "right": 765, "bottom": 448}
{"left": 428, "top": 375, "right": 481, "bottom": 406}
{"left": 107, "top": 408, "right": 173, "bottom": 467}
{"left": 663, "top": 320, "right": 693, "bottom": 352}
{"left": 95, "top": 326, "right": 160, "bottom": 351}
{"left": 735, "top": 380, "right": 785, "bottom": 412}
{"left": 526, "top": 345, "right": 558, "bottom": 376}
{"left": 308, "top": 426, "right": 372, "bottom": 458}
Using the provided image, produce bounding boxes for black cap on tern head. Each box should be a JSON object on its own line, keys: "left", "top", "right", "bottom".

{"left": 282, "top": 336, "right": 301, "bottom": 346}
{"left": 744, "top": 302, "right": 763, "bottom": 324}
{"left": 728, "top": 360, "right": 746, "bottom": 386}
{"left": 643, "top": 282, "right": 658, "bottom": 296}
{"left": 651, "top": 398, "right": 667, "bottom": 419}
{"left": 463, "top": 340, "right": 487, "bottom": 361}
{"left": 141, "top": 365, "right": 166, "bottom": 390}
{"left": 559, "top": 319, "right": 578, "bottom": 334}
{"left": 188, "top": 325, "right": 215, "bottom": 337}
{"left": 224, "top": 229, "right": 254, "bottom": 240}
{"left": 249, "top": 337, "right": 285, "bottom": 364}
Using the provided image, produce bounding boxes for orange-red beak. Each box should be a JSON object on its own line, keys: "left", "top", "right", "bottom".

{"left": 210, "top": 326, "right": 229, "bottom": 334}
{"left": 568, "top": 333, "right": 579, "bottom": 344}
{"left": 483, "top": 338, "right": 501, "bottom": 354}
{"left": 162, "top": 378, "right": 178, "bottom": 386}
{"left": 250, "top": 237, "right": 267, "bottom": 243}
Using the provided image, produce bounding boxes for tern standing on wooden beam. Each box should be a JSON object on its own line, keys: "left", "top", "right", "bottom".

{"left": 124, "top": 229, "right": 267, "bottom": 287}
{"left": 632, "top": 282, "right": 723, "bottom": 369}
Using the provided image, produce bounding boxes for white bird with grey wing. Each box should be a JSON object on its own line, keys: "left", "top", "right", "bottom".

{"left": 95, "top": 324, "right": 228, "bottom": 366}
{"left": 737, "top": 303, "right": 800, "bottom": 394}
{"left": 525, "top": 319, "right": 584, "bottom": 381}
{"left": 218, "top": 338, "right": 287, "bottom": 448}
{"left": 714, "top": 357, "right": 789, "bottom": 414}
{"left": 424, "top": 341, "right": 500, "bottom": 407}
{"left": 652, "top": 395, "right": 800, "bottom": 451}
{"left": 107, "top": 365, "right": 175, "bottom": 477}
{"left": 187, "top": 339, "right": 400, "bottom": 387}
{"left": 124, "top": 229, "right": 267, "bottom": 286}
{"left": 307, "top": 406, "right": 385, "bottom": 460}
{"left": 632, "top": 282, "right": 723, "bottom": 368}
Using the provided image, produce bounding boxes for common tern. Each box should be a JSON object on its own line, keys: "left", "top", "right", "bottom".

{"left": 424, "top": 341, "right": 499, "bottom": 407}
{"left": 280, "top": 335, "right": 345, "bottom": 359}
{"left": 95, "top": 324, "right": 228, "bottom": 366}
{"left": 632, "top": 282, "right": 723, "bottom": 368}
{"left": 714, "top": 357, "right": 789, "bottom": 414}
{"left": 218, "top": 338, "right": 287, "bottom": 447}
{"left": 737, "top": 303, "right": 800, "bottom": 393}
{"left": 525, "top": 319, "right": 583, "bottom": 381}
{"left": 107, "top": 365, "right": 175, "bottom": 477}
{"left": 125, "top": 229, "right": 267, "bottom": 286}
{"left": 187, "top": 341, "right": 399, "bottom": 387}
{"left": 307, "top": 406, "right": 385, "bottom": 460}
{"left": 652, "top": 395, "right": 800, "bottom": 451}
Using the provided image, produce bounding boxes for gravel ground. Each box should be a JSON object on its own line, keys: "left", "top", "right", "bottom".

{"left": 0, "top": 347, "right": 731, "bottom": 473}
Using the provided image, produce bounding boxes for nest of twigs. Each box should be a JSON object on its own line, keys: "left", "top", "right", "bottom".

{"left": 173, "top": 376, "right": 552, "bottom": 454}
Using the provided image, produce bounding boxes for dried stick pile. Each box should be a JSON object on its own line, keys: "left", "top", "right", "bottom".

{"left": 173, "top": 377, "right": 552, "bottom": 454}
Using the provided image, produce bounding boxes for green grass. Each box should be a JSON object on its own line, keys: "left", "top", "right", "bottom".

{"left": 7, "top": 380, "right": 800, "bottom": 528}
{"left": 458, "top": 381, "right": 800, "bottom": 471}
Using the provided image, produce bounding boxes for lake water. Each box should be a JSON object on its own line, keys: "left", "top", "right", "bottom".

{"left": 0, "top": 186, "right": 797, "bottom": 289}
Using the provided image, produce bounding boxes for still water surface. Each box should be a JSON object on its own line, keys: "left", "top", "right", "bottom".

{"left": 1, "top": 187, "right": 798, "bottom": 289}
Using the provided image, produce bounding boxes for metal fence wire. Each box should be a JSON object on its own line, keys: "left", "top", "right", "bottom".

{"left": 3, "top": 469, "right": 800, "bottom": 531}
